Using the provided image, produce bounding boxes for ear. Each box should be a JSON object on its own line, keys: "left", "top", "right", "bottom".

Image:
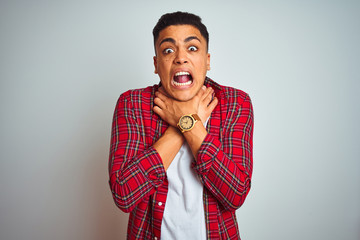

{"left": 153, "top": 56, "right": 158, "bottom": 74}
{"left": 206, "top": 53, "right": 211, "bottom": 70}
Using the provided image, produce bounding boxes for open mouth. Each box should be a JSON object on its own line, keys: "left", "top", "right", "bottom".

{"left": 172, "top": 71, "right": 193, "bottom": 87}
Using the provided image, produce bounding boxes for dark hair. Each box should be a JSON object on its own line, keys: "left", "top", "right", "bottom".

{"left": 152, "top": 11, "right": 209, "bottom": 51}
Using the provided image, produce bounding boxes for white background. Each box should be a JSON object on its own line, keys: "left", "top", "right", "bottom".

{"left": 1, "top": 0, "right": 359, "bottom": 239}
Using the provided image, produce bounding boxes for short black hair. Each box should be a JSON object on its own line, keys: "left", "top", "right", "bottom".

{"left": 152, "top": 11, "right": 209, "bottom": 52}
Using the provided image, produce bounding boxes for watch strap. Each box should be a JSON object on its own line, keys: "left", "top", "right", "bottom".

{"left": 191, "top": 113, "right": 201, "bottom": 122}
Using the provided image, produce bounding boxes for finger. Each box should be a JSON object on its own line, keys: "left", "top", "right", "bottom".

{"left": 206, "top": 86, "right": 214, "bottom": 95}
{"left": 154, "top": 97, "right": 166, "bottom": 109}
{"left": 198, "top": 85, "right": 209, "bottom": 101}
{"left": 202, "top": 87, "right": 214, "bottom": 104}
{"left": 207, "top": 96, "right": 218, "bottom": 113}
{"left": 153, "top": 105, "right": 165, "bottom": 118}
{"left": 204, "top": 87, "right": 213, "bottom": 97}
{"left": 155, "top": 91, "right": 168, "bottom": 102}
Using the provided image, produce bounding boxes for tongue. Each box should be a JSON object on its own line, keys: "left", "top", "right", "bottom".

{"left": 174, "top": 75, "right": 191, "bottom": 83}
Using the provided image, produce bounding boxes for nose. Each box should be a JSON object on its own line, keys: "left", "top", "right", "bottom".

{"left": 174, "top": 49, "right": 188, "bottom": 64}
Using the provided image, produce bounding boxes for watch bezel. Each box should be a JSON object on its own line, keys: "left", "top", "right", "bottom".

{"left": 177, "top": 114, "right": 200, "bottom": 133}
{"left": 179, "top": 115, "right": 194, "bottom": 130}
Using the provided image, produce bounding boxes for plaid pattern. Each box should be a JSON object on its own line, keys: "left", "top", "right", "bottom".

{"left": 109, "top": 77, "right": 253, "bottom": 239}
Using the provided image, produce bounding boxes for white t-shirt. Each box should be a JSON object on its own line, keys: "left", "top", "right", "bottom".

{"left": 160, "top": 120, "right": 208, "bottom": 240}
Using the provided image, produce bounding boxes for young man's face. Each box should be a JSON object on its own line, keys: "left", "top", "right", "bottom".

{"left": 153, "top": 24, "right": 210, "bottom": 102}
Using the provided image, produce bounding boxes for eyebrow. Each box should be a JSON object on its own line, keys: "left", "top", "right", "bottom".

{"left": 159, "top": 38, "right": 176, "bottom": 47}
{"left": 158, "top": 36, "right": 201, "bottom": 47}
{"left": 184, "top": 36, "right": 201, "bottom": 43}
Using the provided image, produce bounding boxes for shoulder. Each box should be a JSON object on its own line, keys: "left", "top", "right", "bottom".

{"left": 205, "top": 77, "right": 251, "bottom": 106}
{"left": 117, "top": 84, "right": 158, "bottom": 105}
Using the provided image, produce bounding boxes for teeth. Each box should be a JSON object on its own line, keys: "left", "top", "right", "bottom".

{"left": 172, "top": 79, "right": 192, "bottom": 86}
{"left": 175, "top": 71, "right": 190, "bottom": 76}
{"left": 173, "top": 71, "right": 192, "bottom": 87}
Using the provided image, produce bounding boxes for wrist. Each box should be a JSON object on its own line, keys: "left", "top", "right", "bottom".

{"left": 177, "top": 113, "right": 201, "bottom": 133}
{"left": 166, "top": 126, "right": 182, "bottom": 135}
{"left": 182, "top": 120, "right": 208, "bottom": 159}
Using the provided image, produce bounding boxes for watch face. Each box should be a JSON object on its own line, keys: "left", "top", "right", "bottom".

{"left": 180, "top": 115, "right": 194, "bottom": 130}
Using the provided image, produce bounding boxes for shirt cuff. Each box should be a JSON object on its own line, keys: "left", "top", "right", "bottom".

{"left": 137, "top": 146, "right": 166, "bottom": 188}
{"left": 193, "top": 133, "right": 221, "bottom": 174}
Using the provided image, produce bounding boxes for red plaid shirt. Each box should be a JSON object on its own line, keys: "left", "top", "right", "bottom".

{"left": 109, "top": 78, "right": 253, "bottom": 239}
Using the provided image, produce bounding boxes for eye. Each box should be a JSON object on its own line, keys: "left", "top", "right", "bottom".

{"left": 188, "top": 46, "right": 198, "bottom": 51}
{"left": 163, "top": 48, "right": 174, "bottom": 54}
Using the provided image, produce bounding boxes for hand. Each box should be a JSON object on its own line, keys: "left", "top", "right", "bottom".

{"left": 153, "top": 86, "right": 218, "bottom": 127}
{"left": 197, "top": 86, "right": 218, "bottom": 123}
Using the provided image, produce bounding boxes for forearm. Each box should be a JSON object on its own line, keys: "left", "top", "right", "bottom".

{"left": 109, "top": 145, "right": 166, "bottom": 212}
{"left": 180, "top": 118, "right": 251, "bottom": 211}
{"left": 153, "top": 86, "right": 216, "bottom": 162}
{"left": 182, "top": 121, "right": 208, "bottom": 159}
{"left": 194, "top": 133, "right": 252, "bottom": 211}
{"left": 109, "top": 93, "right": 171, "bottom": 212}
{"left": 153, "top": 126, "right": 184, "bottom": 170}
{"left": 192, "top": 94, "right": 254, "bottom": 211}
{"left": 180, "top": 123, "right": 251, "bottom": 211}
{"left": 110, "top": 126, "right": 184, "bottom": 212}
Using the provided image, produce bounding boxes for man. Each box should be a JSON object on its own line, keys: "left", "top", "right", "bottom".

{"left": 109, "top": 11, "right": 253, "bottom": 240}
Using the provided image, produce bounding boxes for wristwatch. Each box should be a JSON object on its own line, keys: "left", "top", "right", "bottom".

{"left": 177, "top": 114, "right": 201, "bottom": 133}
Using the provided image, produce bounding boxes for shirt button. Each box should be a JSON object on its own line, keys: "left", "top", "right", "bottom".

{"left": 158, "top": 202, "right": 163, "bottom": 206}
{"left": 154, "top": 237, "right": 158, "bottom": 240}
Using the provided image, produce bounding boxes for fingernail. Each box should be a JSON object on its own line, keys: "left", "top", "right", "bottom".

{"left": 202, "top": 85, "right": 206, "bottom": 90}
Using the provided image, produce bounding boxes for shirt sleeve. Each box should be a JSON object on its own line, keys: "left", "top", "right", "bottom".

{"left": 193, "top": 93, "right": 253, "bottom": 212}
{"left": 108, "top": 93, "right": 166, "bottom": 213}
